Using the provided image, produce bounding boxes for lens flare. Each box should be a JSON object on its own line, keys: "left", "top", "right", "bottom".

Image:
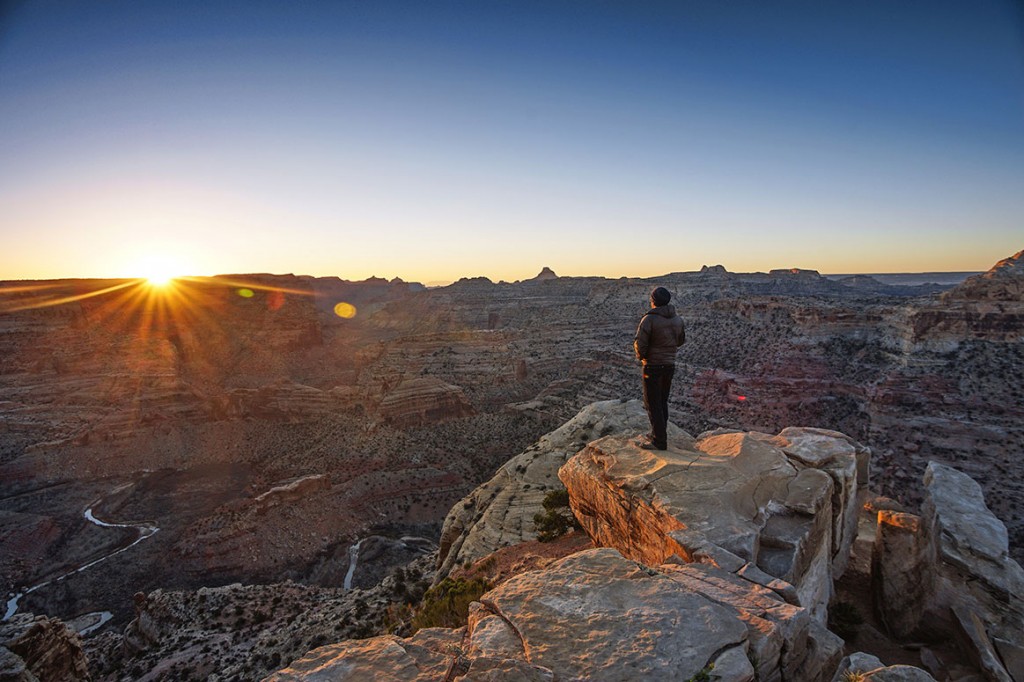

{"left": 333, "top": 301, "right": 357, "bottom": 319}
{"left": 237, "top": 288, "right": 254, "bottom": 298}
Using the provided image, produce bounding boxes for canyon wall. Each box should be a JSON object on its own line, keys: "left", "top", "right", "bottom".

{"left": 1, "top": 252, "right": 1021, "bottom": 632}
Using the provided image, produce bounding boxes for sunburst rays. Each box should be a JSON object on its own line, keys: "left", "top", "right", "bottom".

{"left": 0, "top": 276, "right": 317, "bottom": 330}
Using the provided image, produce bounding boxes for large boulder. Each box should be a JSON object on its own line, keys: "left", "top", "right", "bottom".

{"left": 559, "top": 423, "right": 864, "bottom": 623}
{"left": 271, "top": 549, "right": 762, "bottom": 682}
{"left": 659, "top": 559, "right": 843, "bottom": 682}
{"left": 468, "top": 549, "right": 749, "bottom": 680}
{"left": 265, "top": 630, "right": 463, "bottom": 681}
{"left": 872, "top": 462, "right": 1024, "bottom": 680}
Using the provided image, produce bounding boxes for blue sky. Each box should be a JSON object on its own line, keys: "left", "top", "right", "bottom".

{"left": 1, "top": 0, "right": 1022, "bottom": 281}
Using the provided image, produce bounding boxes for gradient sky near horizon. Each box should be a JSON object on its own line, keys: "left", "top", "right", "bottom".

{"left": 1, "top": 1, "right": 1022, "bottom": 283}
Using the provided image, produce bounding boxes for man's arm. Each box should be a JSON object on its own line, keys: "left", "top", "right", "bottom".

{"left": 634, "top": 315, "right": 651, "bottom": 361}
{"left": 677, "top": 319, "right": 686, "bottom": 347}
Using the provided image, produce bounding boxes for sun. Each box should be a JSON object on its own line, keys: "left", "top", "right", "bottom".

{"left": 135, "top": 255, "right": 187, "bottom": 287}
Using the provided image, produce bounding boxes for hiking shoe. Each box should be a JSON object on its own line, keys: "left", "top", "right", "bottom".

{"left": 634, "top": 436, "right": 667, "bottom": 451}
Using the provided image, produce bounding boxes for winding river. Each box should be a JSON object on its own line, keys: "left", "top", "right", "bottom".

{"left": 343, "top": 538, "right": 365, "bottom": 590}
{"left": 3, "top": 503, "right": 159, "bottom": 622}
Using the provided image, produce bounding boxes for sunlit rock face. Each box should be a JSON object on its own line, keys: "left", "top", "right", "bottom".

{"left": 559, "top": 410, "right": 864, "bottom": 624}
{"left": 942, "top": 249, "right": 1023, "bottom": 303}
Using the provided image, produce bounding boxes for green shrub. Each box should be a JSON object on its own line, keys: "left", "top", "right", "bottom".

{"left": 533, "top": 488, "right": 581, "bottom": 542}
{"left": 410, "top": 576, "right": 490, "bottom": 632}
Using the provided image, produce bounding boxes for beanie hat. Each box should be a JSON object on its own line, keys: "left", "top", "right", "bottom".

{"left": 651, "top": 287, "right": 671, "bottom": 306}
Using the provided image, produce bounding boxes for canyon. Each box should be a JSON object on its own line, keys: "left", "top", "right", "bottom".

{"left": 0, "top": 250, "right": 1021, "bottom": 678}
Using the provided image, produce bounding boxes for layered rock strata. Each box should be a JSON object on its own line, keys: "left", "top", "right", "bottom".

{"left": 377, "top": 376, "right": 476, "bottom": 427}
{"left": 942, "top": 250, "right": 1023, "bottom": 303}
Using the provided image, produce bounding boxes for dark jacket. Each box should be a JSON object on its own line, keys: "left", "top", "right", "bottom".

{"left": 634, "top": 304, "right": 685, "bottom": 366}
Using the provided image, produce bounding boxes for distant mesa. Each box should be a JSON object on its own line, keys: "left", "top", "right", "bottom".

{"left": 835, "top": 275, "right": 885, "bottom": 289}
{"left": 699, "top": 265, "right": 728, "bottom": 276}
{"left": 528, "top": 266, "right": 558, "bottom": 282}
{"left": 454, "top": 276, "right": 494, "bottom": 286}
{"left": 769, "top": 268, "right": 821, "bottom": 278}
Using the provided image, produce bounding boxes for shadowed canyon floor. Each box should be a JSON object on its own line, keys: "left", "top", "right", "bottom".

{"left": 0, "top": 252, "right": 1022, "bottom": 677}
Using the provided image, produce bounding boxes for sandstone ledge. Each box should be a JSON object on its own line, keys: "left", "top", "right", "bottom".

{"left": 559, "top": 423, "right": 864, "bottom": 623}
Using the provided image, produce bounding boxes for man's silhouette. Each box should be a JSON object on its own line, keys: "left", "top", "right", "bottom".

{"left": 633, "top": 286, "right": 685, "bottom": 450}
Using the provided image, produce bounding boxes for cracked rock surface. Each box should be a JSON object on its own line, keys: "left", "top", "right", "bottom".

{"left": 269, "top": 549, "right": 753, "bottom": 682}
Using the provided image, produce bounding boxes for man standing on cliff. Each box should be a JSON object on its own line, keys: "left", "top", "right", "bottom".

{"left": 633, "top": 286, "right": 686, "bottom": 451}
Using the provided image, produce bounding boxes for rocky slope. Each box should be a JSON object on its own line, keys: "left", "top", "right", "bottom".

{"left": 436, "top": 399, "right": 661, "bottom": 577}
{"left": 80, "top": 552, "right": 437, "bottom": 681}
{"left": 267, "top": 400, "right": 969, "bottom": 682}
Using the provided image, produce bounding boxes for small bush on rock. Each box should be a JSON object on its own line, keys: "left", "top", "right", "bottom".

{"left": 533, "top": 488, "right": 581, "bottom": 542}
{"left": 411, "top": 576, "right": 490, "bottom": 632}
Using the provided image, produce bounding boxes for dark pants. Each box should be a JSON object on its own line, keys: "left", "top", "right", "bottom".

{"left": 642, "top": 364, "right": 674, "bottom": 448}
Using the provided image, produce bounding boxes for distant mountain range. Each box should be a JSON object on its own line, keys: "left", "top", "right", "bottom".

{"left": 824, "top": 271, "right": 981, "bottom": 286}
